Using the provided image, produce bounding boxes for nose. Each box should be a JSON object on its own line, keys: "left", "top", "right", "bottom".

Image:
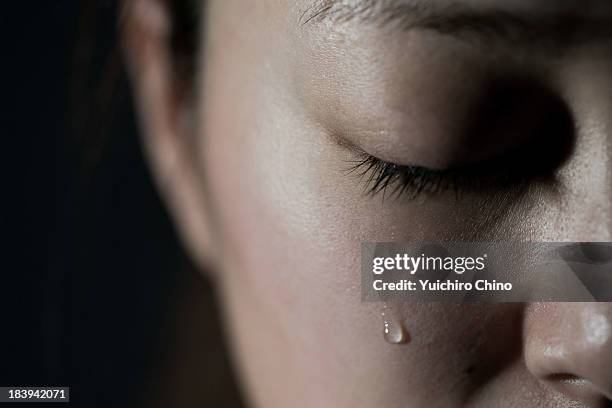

{"left": 524, "top": 303, "right": 612, "bottom": 404}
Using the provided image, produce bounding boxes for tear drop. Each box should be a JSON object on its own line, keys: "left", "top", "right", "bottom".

{"left": 381, "top": 306, "right": 410, "bottom": 344}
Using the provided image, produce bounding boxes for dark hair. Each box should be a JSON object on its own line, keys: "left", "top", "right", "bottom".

{"left": 164, "top": 0, "right": 201, "bottom": 81}
{"left": 72, "top": 0, "right": 201, "bottom": 171}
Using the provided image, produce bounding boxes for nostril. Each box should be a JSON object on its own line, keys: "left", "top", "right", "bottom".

{"left": 525, "top": 304, "right": 612, "bottom": 405}
{"left": 546, "top": 373, "right": 585, "bottom": 385}
{"left": 544, "top": 373, "right": 612, "bottom": 405}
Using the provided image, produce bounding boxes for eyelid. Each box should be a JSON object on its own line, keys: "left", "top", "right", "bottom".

{"left": 345, "top": 150, "right": 531, "bottom": 201}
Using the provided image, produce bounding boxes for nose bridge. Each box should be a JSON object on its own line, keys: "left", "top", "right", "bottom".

{"left": 555, "top": 63, "right": 612, "bottom": 240}
{"left": 551, "top": 122, "right": 612, "bottom": 241}
{"left": 571, "top": 134, "right": 612, "bottom": 240}
{"left": 525, "top": 303, "right": 612, "bottom": 400}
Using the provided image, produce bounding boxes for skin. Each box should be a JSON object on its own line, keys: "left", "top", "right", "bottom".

{"left": 124, "top": 0, "right": 612, "bottom": 406}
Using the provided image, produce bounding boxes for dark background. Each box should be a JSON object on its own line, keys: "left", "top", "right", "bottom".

{"left": 4, "top": 1, "right": 244, "bottom": 407}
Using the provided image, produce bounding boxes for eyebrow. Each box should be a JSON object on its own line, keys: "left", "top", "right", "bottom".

{"left": 301, "top": 0, "right": 612, "bottom": 50}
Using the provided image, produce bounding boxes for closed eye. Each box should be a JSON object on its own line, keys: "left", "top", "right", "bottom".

{"left": 343, "top": 76, "right": 576, "bottom": 202}
{"left": 345, "top": 138, "right": 570, "bottom": 201}
{"left": 345, "top": 151, "right": 529, "bottom": 200}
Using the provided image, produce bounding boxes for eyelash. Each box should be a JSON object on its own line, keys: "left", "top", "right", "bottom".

{"left": 346, "top": 152, "right": 528, "bottom": 200}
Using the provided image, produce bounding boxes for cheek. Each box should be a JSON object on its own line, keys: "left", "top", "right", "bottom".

{"left": 202, "top": 65, "right": 362, "bottom": 307}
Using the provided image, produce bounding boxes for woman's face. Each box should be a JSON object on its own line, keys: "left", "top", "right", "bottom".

{"left": 128, "top": 0, "right": 612, "bottom": 406}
